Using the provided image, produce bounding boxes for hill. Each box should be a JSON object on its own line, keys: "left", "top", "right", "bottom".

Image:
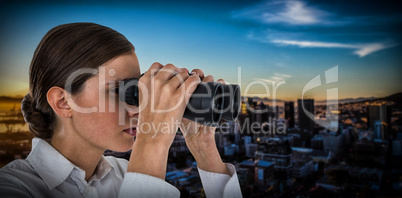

{"left": 0, "top": 96, "right": 23, "bottom": 103}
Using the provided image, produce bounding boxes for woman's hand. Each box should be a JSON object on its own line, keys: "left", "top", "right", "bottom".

{"left": 128, "top": 62, "right": 201, "bottom": 179}
{"left": 136, "top": 63, "right": 200, "bottom": 146}
{"left": 180, "top": 69, "right": 230, "bottom": 175}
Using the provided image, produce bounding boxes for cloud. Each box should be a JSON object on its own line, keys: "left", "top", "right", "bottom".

{"left": 233, "top": 0, "right": 330, "bottom": 25}
{"left": 271, "top": 39, "right": 397, "bottom": 57}
{"left": 272, "top": 40, "right": 354, "bottom": 48}
{"left": 270, "top": 76, "right": 284, "bottom": 81}
{"left": 255, "top": 73, "right": 292, "bottom": 83}
{"left": 274, "top": 73, "right": 292, "bottom": 78}
{"left": 235, "top": 0, "right": 399, "bottom": 57}
{"left": 263, "top": 1, "right": 327, "bottom": 25}
{"left": 255, "top": 78, "right": 275, "bottom": 83}
{"left": 353, "top": 43, "right": 397, "bottom": 57}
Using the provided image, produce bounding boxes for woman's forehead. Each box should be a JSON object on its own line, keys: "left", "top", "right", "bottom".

{"left": 102, "top": 53, "right": 141, "bottom": 82}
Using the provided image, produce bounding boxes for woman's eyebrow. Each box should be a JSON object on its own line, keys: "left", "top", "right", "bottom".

{"left": 105, "top": 78, "right": 130, "bottom": 86}
{"left": 105, "top": 80, "right": 119, "bottom": 86}
{"left": 105, "top": 75, "right": 141, "bottom": 86}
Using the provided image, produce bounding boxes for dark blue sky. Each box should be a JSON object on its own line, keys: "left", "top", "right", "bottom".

{"left": 0, "top": 0, "right": 401, "bottom": 100}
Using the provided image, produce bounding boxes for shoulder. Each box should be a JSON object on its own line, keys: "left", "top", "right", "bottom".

{"left": 104, "top": 156, "right": 128, "bottom": 176}
{"left": 0, "top": 159, "right": 39, "bottom": 192}
{"left": 1, "top": 159, "right": 37, "bottom": 178}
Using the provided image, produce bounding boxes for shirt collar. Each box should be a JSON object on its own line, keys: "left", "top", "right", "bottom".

{"left": 26, "top": 137, "right": 112, "bottom": 190}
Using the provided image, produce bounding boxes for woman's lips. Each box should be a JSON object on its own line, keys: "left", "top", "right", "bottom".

{"left": 123, "top": 127, "right": 137, "bottom": 136}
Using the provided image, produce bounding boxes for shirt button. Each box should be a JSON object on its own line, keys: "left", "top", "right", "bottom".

{"left": 85, "top": 187, "right": 91, "bottom": 193}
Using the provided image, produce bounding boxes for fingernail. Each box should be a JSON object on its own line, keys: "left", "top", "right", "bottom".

{"left": 191, "top": 71, "right": 197, "bottom": 75}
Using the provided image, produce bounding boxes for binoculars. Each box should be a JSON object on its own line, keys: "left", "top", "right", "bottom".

{"left": 119, "top": 75, "right": 241, "bottom": 126}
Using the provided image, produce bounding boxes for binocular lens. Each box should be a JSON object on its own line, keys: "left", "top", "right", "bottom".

{"left": 222, "top": 84, "right": 241, "bottom": 121}
{"left": 119, "top": 77, "right": 240, "bottom": 126}
{"left": 183, "top": 82, "right": 224, "bottom": 126}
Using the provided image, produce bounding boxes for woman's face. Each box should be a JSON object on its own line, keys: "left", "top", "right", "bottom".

{"left": 70, "top": 52, "right": 141, "bottom": 152}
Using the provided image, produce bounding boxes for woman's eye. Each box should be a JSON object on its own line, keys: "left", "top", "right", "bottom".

{"left": 110, "top": 88, "right": 119, "bottom": 94}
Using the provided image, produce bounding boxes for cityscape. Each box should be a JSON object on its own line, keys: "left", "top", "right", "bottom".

{"left": 1, "top": 92, "right": 401, "bottom": 197}
{"left": 1, "top": 0, "right": 401, "bottom": 197}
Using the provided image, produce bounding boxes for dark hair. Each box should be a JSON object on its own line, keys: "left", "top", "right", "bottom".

{"left": 21, "top": 22, "right": 135, "bottom": 139}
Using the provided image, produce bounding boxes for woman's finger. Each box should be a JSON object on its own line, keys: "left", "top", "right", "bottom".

{"left": 145, "top": 62, "right": 164, "bottom": 77}
{"left": 169, "top": 70, "right": 190, "bottom": 90}
{"left": 202, "top": 75, "right": 214, "bottom": 83}
{"left": 180, "top": 74, "right": 201, "bottom": 104}
{"left": 217, "top": 78, "right": 226, "bottom": 84}
{"left": 155, "top": 63, "right": 181, "bottom": 82}
{"left": 190, "top": 69, "right": 205, "bottom": 79}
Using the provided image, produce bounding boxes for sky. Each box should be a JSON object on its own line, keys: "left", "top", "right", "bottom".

{"left": 0, "top": 0, "right": 401, "bottom": 101}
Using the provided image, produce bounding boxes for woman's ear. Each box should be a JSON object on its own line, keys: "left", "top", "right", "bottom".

{"left": 47, "top": 87, "right": 72, "bottom": 118}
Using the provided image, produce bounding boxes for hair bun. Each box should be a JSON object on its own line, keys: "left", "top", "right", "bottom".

{"left": 21, "top": 93, "right": 54, "bottom": 139}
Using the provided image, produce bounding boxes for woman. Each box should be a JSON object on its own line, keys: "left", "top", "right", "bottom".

{"left": 0, "top": 23, "right": 242, "bottom": 197}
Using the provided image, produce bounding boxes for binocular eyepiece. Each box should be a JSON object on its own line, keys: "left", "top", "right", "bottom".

{"left": 119, "top": 74, "right": 241, "bottom": 126}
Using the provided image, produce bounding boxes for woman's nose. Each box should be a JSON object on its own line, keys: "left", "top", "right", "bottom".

{"left": 127, "top": 106, "right": 139, "bottom": 117}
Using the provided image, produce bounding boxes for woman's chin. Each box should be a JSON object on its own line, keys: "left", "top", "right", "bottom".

{"left": 112, "top": 137, "right": 134, "bottom": 153}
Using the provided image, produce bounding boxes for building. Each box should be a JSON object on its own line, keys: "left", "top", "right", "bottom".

{"left": 244, "top": 136, "right": 252, "bottom": 145}
{"left": 170, "top": 135, "right": 188, "bottom": 156}
{"left": 255, "top": 160, "right": 275, "bottom": 186}
{"left": 319, "top": 165, "right": 383, "bottom": 193}
{"left": 238, "top": 160, "right": 256, "bottom": 187}
{"left": 353, "top": 138, "right": 387, "bottom": 166}
{"left": 245, "top": 143, "right": 258, "bottom": 158}
{"left": 393, "top": 140, "right": 402, "bottom": 156}
{"left": 298, "top": 99, "right": 315, "bottom": 132}
{"left": 367, "top": 104, "right": 388, "bottom": 137}
{"left": 321, "top": 130, "right": 343, "bottom": 156}
{"left": 215, "top": 121, "right": 239, "bottom": 154}
{"left": 287, "top": 133, "right": 302, "bottom": 147}
{"left": 239, "top": 160, "right": 275, "bottom": 187}
{"left": 291, "top": 147, "right": 314, "bottom": 178}
{"left": 224, "top": 144, "right": 237, "bottom": 158}
{"left": 169, "top": 134, "right": 189, "bottom": 168}
{"left": 166, "top": 170, "right": 187, "bottom": 185}
{"left": 250, "top": 102, "right": 270, "bottom": 124}
{"left": 311, "top": 135, "right": 324, "bottom": 150}
{"left": 288, "top": 128, "right": 312, "bottom": 148}
{"left": 276, "top": 118, "right": 287, "bottom": 135}
{"left": 392, "top": 140, "right": 402, "bottom": 167}
{"left": 285, "top": 101, "right": 295, "bottom": 129}
{"left": 255, "top": 137, "right": 292, "bottom": 180}
{"left": 241, "top": 98, "right": 248, "bottom": 115}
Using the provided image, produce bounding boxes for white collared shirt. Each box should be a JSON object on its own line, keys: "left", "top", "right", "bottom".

{"left": 0, "top": 138, "right": 242, "bottom": 198}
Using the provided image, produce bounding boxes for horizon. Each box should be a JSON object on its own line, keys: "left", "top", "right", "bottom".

{"left": 1, "top": 91, "right": 400, "bottom": 102}
{"left": 1, "top": 0, "right": 401, "bottom": 101}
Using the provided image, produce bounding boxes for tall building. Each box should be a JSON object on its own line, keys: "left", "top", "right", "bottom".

{"left": 374, "top": 120, "right": 385, "bottom": 140}
{"left": 238, "top": 160, "right": 275, "bottom": 187}
{"left": 247, "top": 101, "right": 273, "bottom": 136}
{"left": 367, "top": 104, "right": 389, "bottom": 138}
{"left": 353, "top": 138, "right": 387, "bottom": 166}
{"left": 255, "top": 137, "right": 292, "bottom": 180}
{"left": 321, "top": 130, "right": 343, "bottom": 155}
{"left": 291, "top": 147, "right": 314, "bottom": 178}
{"left": 285, "top": 101, "right": 295, "bottom": 129}
{"left": 311, "top": 135, "right": 324, "bottom": 150}
{"left": 245, "top": 143, "right": 258, "bottom": 158}
{"left": 238, "top": 160, "right": 256, "bottom": 187}
{"left": 255, "top": 160, "right": 275, "bottom": 186}
{"left": 241, "top": 98, "right": 248, "bottom": 115}
{"left": 169, "top": 134, "right": 190, "bottom": 168}
{"left": 367, "top": 105, "right": 380, "bottom": 130}
{"left": 252, "top": 102, "right": 270, "bottom": 123}
{"left": 215, "top": 121, "right": 240, "bottom": 154}
{"left": 298, "top": 99, "right": 315, "bottom": 132}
